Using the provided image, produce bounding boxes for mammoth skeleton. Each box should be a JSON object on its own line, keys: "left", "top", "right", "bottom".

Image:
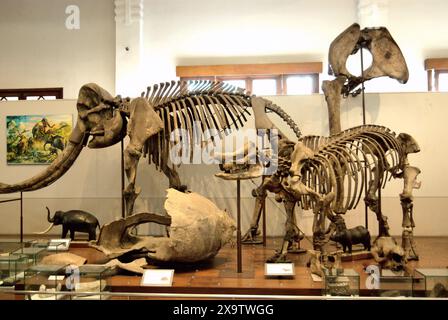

{"left": 0, "top": 81, "right": 300, "bottom": 218}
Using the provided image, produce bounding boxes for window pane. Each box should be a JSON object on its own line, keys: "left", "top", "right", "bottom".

{"left": 223, "top": 80, "right": 246, "bottom": 90}
{"left": 187, "top": 80, "right": 214, "bottom": 92}
{"left": 286, "top": 75, "right": 314, "bottom": 94}
{"left": 0, "top": 96, "right": 19, "bottom": 101}
{"left": 439, "top": 73, "right": 448, "bottom": 92}
{"left": 252, "top": 79, "right": 277, "bottom": 95}
{"left": 26, "top": 95, "right": 56, "bottom": 100}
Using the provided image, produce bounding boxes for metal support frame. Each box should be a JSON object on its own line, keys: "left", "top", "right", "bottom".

{"left": 236, "top": 179, "right": 242, "bottom": 273}
{"left": 360, "top": 48, "right": 369, "bottom": 230}
{"left": 121, "top": 140, "right": 125, "bottom": 218}
{"left": 262, "top": 176, "right": 267, "bottom": 247}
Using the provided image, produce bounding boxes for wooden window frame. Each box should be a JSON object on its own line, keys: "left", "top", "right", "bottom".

{"left": 0, "top": 87, "right": 63, "bottom": 101}
{"left": 176, "top": 62, "right": 322, "bottom": 95}
{"left": 425, "top": 58, "right": 448, "bottom": 91}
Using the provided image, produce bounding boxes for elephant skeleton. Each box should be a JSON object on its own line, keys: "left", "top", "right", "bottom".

{"left": 239, "top": 125, "right": 421, "bottom": 263}
{"left": 281, "top": 125, "right": 421, "bottom": 260}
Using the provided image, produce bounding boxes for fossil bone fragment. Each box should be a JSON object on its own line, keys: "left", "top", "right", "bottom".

{"left": 92, "top": 189, "right": 236, "bottom": 265}
{"left": 307, "top": 250, "right": 343, "bottom": 278}
{"left": 371, "top": 236, "right": 407, "bottom": 272}
{"left": 40, "top": 253, "right": 86, "bottom": 267}
{"left": 104, "top": 258, "right": 148, "bottom": 275}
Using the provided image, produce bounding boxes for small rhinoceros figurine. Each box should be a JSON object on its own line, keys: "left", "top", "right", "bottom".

{"left": 36, "top": 207, "right": 100, "bottom": 241}
{"left": 330, "top": 226, "right": 371, "bottom": 254}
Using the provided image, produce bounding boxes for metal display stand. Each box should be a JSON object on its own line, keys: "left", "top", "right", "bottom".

{"left": 357, "top": 47, "right": 383, "bottom": 231}
{"left": 121, "top": 140, "right": 126, "bottom": 218}
{"left": 236, "top": 179, "right": 242, "bottom": 273}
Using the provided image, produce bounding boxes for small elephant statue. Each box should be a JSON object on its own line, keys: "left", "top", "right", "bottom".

{"left": 330, "top": 225, "right": 371, "bottom": 253}
{"left": 36, "top": 207, "right": 100, "bottom": 241}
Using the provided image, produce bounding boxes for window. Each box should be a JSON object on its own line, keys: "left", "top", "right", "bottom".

{"left": 252, "top": 78, "right": 277, "bottom": 95}
{"left": 425, "top": 58, "right": 448, "bottom": 92}
{"left": 439, "top": 72, "right": 448, "bottom": 92}
{"left": 176, "top": 62, "right": 322, "bottom": 95}
{"left": 0, "top": 87, "right": 63, "bottom": 101}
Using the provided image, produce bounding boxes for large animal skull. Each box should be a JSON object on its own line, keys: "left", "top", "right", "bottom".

{"left": 74, "top": 83, "right": 128, "bottom": 148}
{"left": 283, "top": 141, "right": 321, "bottom": 199}
{"left": 371, "top": 236, "right": 407, "bottom": 272}
{"left": 92, "top": 189, "right": 236, "bottom": 267}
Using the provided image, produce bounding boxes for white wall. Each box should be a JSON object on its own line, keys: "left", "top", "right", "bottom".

{"left": 141, "top": 0, "right": 448, "bottom": 93}
{"left": 141, "top": 0, "right": 357, "bottom": 85}
{"left": 0, "top": 0, "right": 115, "bottom": 99}
{"left": 2, "top": 0, "right": 448, "bottom": 98}
{"left": 366, "top": 0, "right": 448, "bottom": 92}
{"left": 0, "top": 92, "right": 447, "bottom": 238}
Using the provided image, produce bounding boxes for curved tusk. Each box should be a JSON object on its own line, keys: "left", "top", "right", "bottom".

{"left": 0, "top": 139, "right": 85, "bottom": 194}
{"left": 34, "top": 223, "right": 55, "bottom": 235}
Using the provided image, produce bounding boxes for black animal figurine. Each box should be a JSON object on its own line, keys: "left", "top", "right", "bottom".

{"left": 330, "top": 225, "right": 371, "bottom": 253}
{"left": 36, "top": 207, "right": 100, "bottom": 241}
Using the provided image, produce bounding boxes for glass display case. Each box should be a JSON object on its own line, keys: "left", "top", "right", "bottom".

{"left": 29, "top": 239, "right": 69, "bottom": 253}
{"left": 0, "top": 254, "right": 28, "bottom": 287}
{"left": 23, "top": 264, "right": 68, "bottom": 300}
{"left": 67, "top": 264, "right": 111, "bottom": 300}
{"left": 376, "top": 269, "right": 413, "bottom": 297}
{"left": 323, "top": 268, "right": 360, "bottom": 296}
{"left": 413, "top": 268, "right": 448, "bottom": 298}
{"left": 0, "top": 241, "right": 24, "bottom": 255}
{"left": 12, "top": 247, "right": 46, "bottom": 266}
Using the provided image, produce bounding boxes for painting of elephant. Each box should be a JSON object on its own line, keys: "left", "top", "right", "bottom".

{"left": 36, "top": 207, "right": 100, "bottom": 241}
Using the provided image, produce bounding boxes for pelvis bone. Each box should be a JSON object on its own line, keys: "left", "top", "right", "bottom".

{"left": 328, "top": 23, "right": 409, "bottom": 83}
{"left": 324, "top": 23, "right": 409, "bottom": 135}
{"left": 92, "top": 189, "right": 236, "bottom": 265}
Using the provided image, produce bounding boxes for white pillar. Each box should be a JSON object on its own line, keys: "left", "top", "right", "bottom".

{"left": 357, "top": 0, "right": 389, "bottom": 28}
{"left": 114, "top": 0, "right": 144, "bottom": 97}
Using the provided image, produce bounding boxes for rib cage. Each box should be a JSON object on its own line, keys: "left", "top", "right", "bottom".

{"left": 297, "top": 125, "right": 404, "bottom": 214}
{"left": 142, "top": 80, "right": 302, "bottom": 169}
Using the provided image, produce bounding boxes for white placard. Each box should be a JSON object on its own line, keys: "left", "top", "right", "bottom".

{"left": 311, "top": 273, "right": 323, "bottom": 282}
{"left": 47, "top": 239, "right": 71, "bottom": 251}
{"left": 265, "top": 263, "right": 295, "bottom": 277}
{"left": 47, "top": 275, "right": 65, "bottom": 281}
{"left": 141, "top": 269, "right": 174, "bottom": 286}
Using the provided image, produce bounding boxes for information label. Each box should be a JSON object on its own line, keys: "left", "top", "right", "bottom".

{"left": 264, "top": 263, "right": 295, "bottom": 277}
{"left": 141, "top": 269, "right": 174, "bottom": 286}
{"left": 47, "top": 239, "right": 71, "bottom": 251}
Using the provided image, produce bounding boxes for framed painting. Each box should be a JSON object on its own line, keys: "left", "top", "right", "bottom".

{"left": 6, "top": 114, "right": 73, "bottom": 164}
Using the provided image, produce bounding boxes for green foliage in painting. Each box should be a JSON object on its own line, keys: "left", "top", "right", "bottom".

{"left": 6, "top": 114, "right": 72, "bottom": 164}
